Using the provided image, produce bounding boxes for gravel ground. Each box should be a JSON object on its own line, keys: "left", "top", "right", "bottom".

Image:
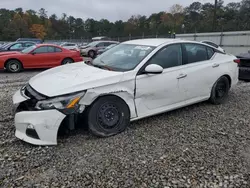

{"left": 0, "top": 70, "right": 250, "bottom": 188}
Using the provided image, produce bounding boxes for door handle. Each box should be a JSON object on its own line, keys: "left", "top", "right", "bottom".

{"left": 177, "top": 73, "right": 187, "bottom": 79}
{"left": 212, "top": 63, "right": 220, "bottom": 68}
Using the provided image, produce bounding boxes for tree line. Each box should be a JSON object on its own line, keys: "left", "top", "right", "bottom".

{"left": 0, "top": 0, "right": 249, "bottom": 41}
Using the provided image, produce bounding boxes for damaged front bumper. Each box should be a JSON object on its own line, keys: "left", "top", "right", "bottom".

{"left": 13, "top": 87, "right": 66, "bottom": 145}
{"left": 15, "top": 110, "right": 66, "bottom": 145}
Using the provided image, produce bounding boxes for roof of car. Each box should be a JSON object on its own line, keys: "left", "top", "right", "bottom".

{"left": 123, "top": 38, "right": 185, "bottom": 47}
{"left": 93, "top": 40, "right": 119, "bottom": 43}
{"left": 36, "top": 44, "right": 62, "bottom": 48}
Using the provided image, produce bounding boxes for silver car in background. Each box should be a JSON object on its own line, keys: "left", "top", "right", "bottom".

{"left": 80, "top": 40, "right": 119, "bottom": 58}
{"left": 60, "top": 42, "right": 79, "bottom": 51}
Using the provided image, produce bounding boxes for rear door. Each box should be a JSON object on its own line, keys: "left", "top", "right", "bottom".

{"left": 178, "top": 43, "right": 224, "bottom": 102}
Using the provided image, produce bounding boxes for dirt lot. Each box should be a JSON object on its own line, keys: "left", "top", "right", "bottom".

{"left": 0, "top": 70, "right": 250, "bottom": 188}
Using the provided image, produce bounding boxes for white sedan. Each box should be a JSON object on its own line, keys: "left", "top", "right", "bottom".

{"left": 60, "top": 42, "right": 79, "bottom": 51}
{"left": 13, "top": 38, "right": 239, "bottom": 145}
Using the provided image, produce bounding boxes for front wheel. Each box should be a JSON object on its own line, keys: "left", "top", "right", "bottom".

{"left": 88, "top": 50, "right": 96, "bottom": 58}
{"left": 6, "top": 60, "right": 23, "bottom": 73}
{"left": 87, "top": 96, "right": 130, "bottom": 137}
{"left": 209, "top": 76, "right": 230, "bottom": 105}
{"left": 61, "top": 58, "right": 74, "bottom": 65}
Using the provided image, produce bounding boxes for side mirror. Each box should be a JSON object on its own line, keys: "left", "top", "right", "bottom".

{"left": 144, "top": 64, "right": 163, "bottom": 74}
{"left": 31, "top": 52, "right": 36, "bottom": 55}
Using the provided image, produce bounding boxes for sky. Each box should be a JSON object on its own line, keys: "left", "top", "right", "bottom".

{"left": 0, "top": 0, "right": 242, "bottom": 22}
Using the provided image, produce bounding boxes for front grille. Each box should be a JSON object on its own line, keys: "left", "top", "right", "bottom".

{"left": 16, "top": 99, "right": 38, "bottom": 112}
{"left": 24, "top": 84, "right": 47, "bottom": 100}
{"left": 16, "top": 85, "right": 48, "bottom": 112}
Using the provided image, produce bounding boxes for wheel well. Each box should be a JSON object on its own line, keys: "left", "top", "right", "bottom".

{"left": 88, "top": 94, "right": 131, "bottom": 116}
{"left": 62, "top": 57, "right": 74, "bottom": 62}
{"left": 222, "top": 74, "right": 232, "bottom": 88}
{"left": 4, "top": 58, "right": 22, "bottom": 68}
{"left": 88, "top": 50, "right": 95, "bottom": 54}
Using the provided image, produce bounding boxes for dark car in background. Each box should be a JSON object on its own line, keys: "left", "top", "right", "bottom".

{"left": 0, "top": 41, "right": 36, "bottom": 52}
{"left": 80, "top": 40, "right": 119, "bottom": 58}
{"left": 237, "top": 51, "right": 250, "bottom": 81}
{"left": 16, "top": 38, "right": 43, "bottom": 44}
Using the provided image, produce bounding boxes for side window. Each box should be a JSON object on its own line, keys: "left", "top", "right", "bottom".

{"left": 55, "top": 47, "right": 62, "bottom": 52}
{"left": 34, "top": 46, "right": 48, "bottom": 54}
{"left": 96, "top": 42, "right": 104, "bottom": 47}
{"left": 48, "top": 46, "right": 55, "bottom": 53}
{"left": 148, "top": 44, "right": 182, "bottom": 69}
{"left": 24, "top": 43, "right": 34, "bottom": 47}
{"left": 104, "top": 42, "right": 112, "bottom": 47}
{"left": 184, "top": 43, "right": 208, "bottom": 64}
{"left": 10, "top": 43, "right": 22, "bottom": 50}
{"left": 207, "top": 47, "right": 215, "bottom": 59}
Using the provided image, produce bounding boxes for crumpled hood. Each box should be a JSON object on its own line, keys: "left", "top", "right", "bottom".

{"left": 29, "top": 62, "right": 124, "bottom": 97}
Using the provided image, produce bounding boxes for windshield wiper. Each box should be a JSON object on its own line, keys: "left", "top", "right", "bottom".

{"left": 85, "top": 60, "right": 112, "bottom": 71}
{"left": 85, "top": 60, "right": 111, "bottom": 70}
{"left": 93, "top": 64, "right": 111, "bottom": 71}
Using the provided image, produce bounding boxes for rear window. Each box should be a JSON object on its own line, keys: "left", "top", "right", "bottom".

{"left": 55, "top": 47, "right": 62, "bottom": 52}
{"left": 207, "top": 47, "right": 215, "bottom": 59}
{"left": 203, "top": 41, "right": 219, "bottom": 48}
{"left": 183, "top": 43, "right": 208, "bottom": 64}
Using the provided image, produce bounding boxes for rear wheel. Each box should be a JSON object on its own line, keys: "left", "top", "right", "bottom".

{"left": 61, "top": 58, "right": 74, "bottom": 65}
{"left": 88, "top": 50, "right": 95, "bottom": 58}
{"left": 6, "top": 60, "right": 23, "bottom": 73}
{"left": 87, "top": 96, "right": 130, "bottom": 137}
{"left": 209, "top": 76, "right": 230, "bottom": 105}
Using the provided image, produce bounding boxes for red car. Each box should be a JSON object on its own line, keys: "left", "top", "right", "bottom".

{"left": 0, "top": 44, "right": 84, "bottom": 73}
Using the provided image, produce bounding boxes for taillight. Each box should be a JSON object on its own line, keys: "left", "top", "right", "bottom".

{"left": 234, "top": 59, "right": 241, "bottom": 64}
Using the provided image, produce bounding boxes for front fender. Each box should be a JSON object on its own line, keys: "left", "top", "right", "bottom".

{"left": 79, "top": 86, "right": 137, "bottom": 119}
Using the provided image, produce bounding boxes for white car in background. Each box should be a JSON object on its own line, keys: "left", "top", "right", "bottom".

{"left": 201, "top": 40, "right": 225, "bottom": 53}
{"left": 13, "top": 38, "right": 239, "bottom": 145}
{"left": 60, "top": 42, "right": 79, "bottom": 51}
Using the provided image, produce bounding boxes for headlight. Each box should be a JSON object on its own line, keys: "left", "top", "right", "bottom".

{"left": 35, "top": 91, "right": 85, "bottom": 111}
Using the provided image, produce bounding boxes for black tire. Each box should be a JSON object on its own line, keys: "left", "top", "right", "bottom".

{"left": 6, "top": 59, "right": 23, "bottom": 73}
{"left": 61, "top": 58, "right": 74, "bottom": 65}
{"left": 209, "top": 76, "right": 230, "bottom": 105}
{"left": 87, "top": 96, "right": 130, "bottom": 137}
{"left": 88, "top": 50, "right": 96, "bottom": 58}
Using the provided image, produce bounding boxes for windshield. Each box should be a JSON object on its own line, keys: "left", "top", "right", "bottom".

{"left": 90, "top": 44, "right": 155, "bottom": 72}
{"left": 21, "top": 45, "right": 36, "bottom": 53}
{"left": 106, "top": 44, "right": 116, "bottom": 50}
{"left": 87, "top": 41, "right": 101, "bottom": 47}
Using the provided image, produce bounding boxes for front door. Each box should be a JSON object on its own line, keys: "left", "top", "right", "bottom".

{"left": 26, "top": 46, "right": 59, "bottom": 68}
{"left": 135, "top": 44, "right": 186, "bottom": 117}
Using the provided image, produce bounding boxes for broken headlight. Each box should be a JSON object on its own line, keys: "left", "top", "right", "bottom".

{"left": 35, "top": 91, "right": 86, "bottom": 112}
